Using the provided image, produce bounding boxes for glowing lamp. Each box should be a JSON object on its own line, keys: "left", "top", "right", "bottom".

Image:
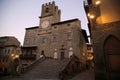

{"left": 11, "top": 54, "right": 14, "bottom": 57}
{"left": 87, "top": 13, "right": 90, "bottom": 17}
{"left": 89, "top": 15, "right": 95, "bottom": 19}
{"left": 95, "top": 1, "right": 101, "bottom": 5}
{"left": 15, "top": 55, "right": 19, "bottom": 58}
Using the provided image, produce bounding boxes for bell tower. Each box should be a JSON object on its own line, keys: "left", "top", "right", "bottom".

{"left": 39, "top": 1, "right": 61, "bottom": 29}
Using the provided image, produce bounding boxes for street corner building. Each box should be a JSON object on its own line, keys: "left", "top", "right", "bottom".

{"left": 0, "top": 36, "right": 21, "bottom": 74}
{"left": 21, "top": 1, "right": 88, "bottom": 68}
{"left": 84, "top": 0, "right": 120, "bottom": 80}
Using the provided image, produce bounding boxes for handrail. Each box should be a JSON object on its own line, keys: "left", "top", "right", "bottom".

{"left": 59, "top": 55, "right": 81, "bottom": 80}
{"left": 20, "top": 57, "right": 45, "bottom": 74}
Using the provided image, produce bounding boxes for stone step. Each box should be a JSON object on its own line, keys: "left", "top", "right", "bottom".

{"left": 22, "top": 59, "right": 69, "bottom": 79}
{"left": 0, "top": 59, "right": 69, "bottom": 80}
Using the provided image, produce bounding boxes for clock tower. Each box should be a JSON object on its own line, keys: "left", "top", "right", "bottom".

{"left": 39, "top": 1, "right": 61, "bottom": 29}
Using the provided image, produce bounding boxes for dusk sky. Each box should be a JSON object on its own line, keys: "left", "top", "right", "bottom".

{"left": 0, "top": 0, "right": 88, "bottom": 45}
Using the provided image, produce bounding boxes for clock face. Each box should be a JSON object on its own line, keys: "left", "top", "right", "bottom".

{"left": 41, "top": 21, "right": 49, "bottom": 28}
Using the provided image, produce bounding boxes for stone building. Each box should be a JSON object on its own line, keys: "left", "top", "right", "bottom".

{"left": 22, "top": 1, "right": 88, "bottom": 66}
{"left": 84, "top": 0, "right": 120, "bottom": 80}
{"left": 0, "top": 36, "right": 21, "bottom": 74}
{"left": 86, "top": 44, "right": 94, "bottom": 69}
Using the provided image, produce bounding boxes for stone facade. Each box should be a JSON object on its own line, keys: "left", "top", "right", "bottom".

{"left": 22, "top": 1, "right": 88, "bottom": 66}
{"left": 84, "top": 0, "right": 120, "bottom": 80}
{"left": 0, "top": 36, "right": 21, "bottom": 74}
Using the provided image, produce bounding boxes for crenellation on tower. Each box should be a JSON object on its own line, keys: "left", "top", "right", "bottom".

{"left": 39, "top": 1, "right": 61, "bottom": 27}
{"left": 55, "top": 6, "right": 58, "bottom": 11}
{"left": 42, "top": 1, "right": 55, "bottom": 7}
{"left": 52, "top": 1, "right": 55, "bottom": 4}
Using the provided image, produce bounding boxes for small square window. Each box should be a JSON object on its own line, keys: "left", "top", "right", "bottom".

{"left": 33, "top": 38, "right": 37, "bottom": 44}
{"left": 52, "top": 35, "right": 58, "bottom": 42}
{"left": 42, "top": 37, "right": 46, "bottom": 43}
{"left": 66, "top": 32, "right": 72, "bottom": 40}
{"left": 67, "top": 23, "right": 71, "bottom": 27}
{"left": 46, "top": 7, "right": 49, "bottom": 13}
{"left": 54, "top": 26, "right": 57, "bottom": 29}
{"left": 35, "top": 29, "right": 38, "bottom": 32}
{"left": 25, "top": 38, "right": 29, "bottom": 44}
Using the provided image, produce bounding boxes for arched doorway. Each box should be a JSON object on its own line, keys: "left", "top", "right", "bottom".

{"left": 69, "top": 47, "right": 73, "bottom": 59}
{"left": 60, "top": 52, "right": 65, "bottom": 60}
{"left": 40, "top": 50, "right": 45, "bottom": 58}
{"left": 104, "top": 35, "right": 120, "bottom": 79}
{"left": 60, "top": 45, "right": 66, "bottom": 60}
{"left": 54, "top": 49, "right": 57, "bottom": 59}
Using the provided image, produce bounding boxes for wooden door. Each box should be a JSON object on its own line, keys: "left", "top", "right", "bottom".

{"left": 104, "top": 36, "right": 120, "bottom": 79}
{"left": 61, "top": 52, "right": 65, "bottom": 60}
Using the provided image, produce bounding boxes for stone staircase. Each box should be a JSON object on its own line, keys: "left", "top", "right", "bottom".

{"left": 22, "top": 59, "right": 68, "bottom": 79}
{"left": 0, "top": 59, "right": 68, "bottom": 80}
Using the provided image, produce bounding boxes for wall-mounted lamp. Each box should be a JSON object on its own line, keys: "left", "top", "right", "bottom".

{"left": 11, "top": 53, "right": 19, "bottom": 59}
{"left": 15, "top": 55, "right": 19, "bottom": 58}
{"left": 11, "top": 53, "right": 15, "bottom": 57}
{"left": 95, "top": 1, "right": 101, "bottom": 5}
{"left": 87, "top": 13, "right": 95, "bottom": 19}
{"left": 90, "top": 15, "right": 95, "bottom": 19}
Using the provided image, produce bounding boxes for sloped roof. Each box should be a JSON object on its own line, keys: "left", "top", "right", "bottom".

{"left": 0, "top": 36, "right": 20, "bottom": 47}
